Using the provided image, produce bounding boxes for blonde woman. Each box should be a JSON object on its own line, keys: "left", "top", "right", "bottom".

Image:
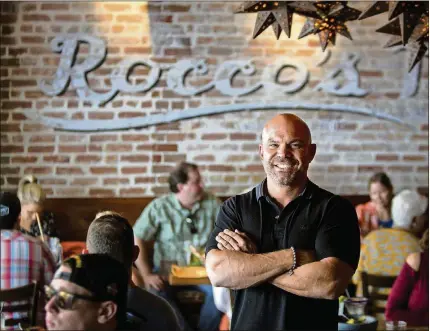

{"left": 18, "top": 175, "right": 62, "bottom": 264}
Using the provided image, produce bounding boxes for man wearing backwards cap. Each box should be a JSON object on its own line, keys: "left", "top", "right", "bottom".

{"left": 44, "top": 253, "right": 129, "bottom": 331}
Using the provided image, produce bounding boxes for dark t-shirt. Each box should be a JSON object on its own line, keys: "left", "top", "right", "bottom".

{"left": 126, "top": 286, "right": 181, "bottom": 331}
{"left": 206, "top": 179, "right": 361, "bottom": 330}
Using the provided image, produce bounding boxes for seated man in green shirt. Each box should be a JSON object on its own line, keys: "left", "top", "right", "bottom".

{"left": 133, "top": 162, "right": 223, "bottom": 331}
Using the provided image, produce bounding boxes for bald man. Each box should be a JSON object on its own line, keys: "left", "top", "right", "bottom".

{"left": 205, "top": 113, "right": 360, "bottom": 330}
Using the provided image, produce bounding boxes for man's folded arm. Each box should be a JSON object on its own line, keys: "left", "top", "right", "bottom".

{"left": 205, "top": 248, "right": 294, "bottom": 289}
{"left": 270, "top": 257, "right": 355, "bottom": 299}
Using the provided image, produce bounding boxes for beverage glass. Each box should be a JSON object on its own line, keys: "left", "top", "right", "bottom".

{"left": 385, "top": 320, "right": 407, "bottom": 330}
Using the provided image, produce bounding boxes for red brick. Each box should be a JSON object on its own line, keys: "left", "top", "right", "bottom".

{"left": 164, "top": 154, "right": 186, "bottom": 163}
{"left": 1, "top": 145, "right": 24, "bottom": 153}
{"left": 104, "top": 4, "right": 131, "bottom": 11}
{"left": 202, "top": 134, "right": 227, "bottom": 140}
{"left": 88, "top": 112, "right": 114, "bottom": 120}
{"left": 358, "top": 165, "right": 384, "bottom": 173}
{"left": 1, "top": 101, "right": 32, "bottom": 110}
{"left": 403, "top": 155, "right": 426, "bottom": 162}
{"left": 89, "top": 189, "right": 115, "bottom": 197}
{"left": 71, "top": 178, "right": 99, "bottom": 186}
{"left": 5, "top": 176, "right": 20, "bottom": 185}
{"left": 336, "top": 123, "right": 357, "bottom": 130}
{"left": 41, "top": 3, "right": 69, "bottom": 10}
{"left": 230, "top": 133, "right": 256, "bottom": 140}
{"left": 30, "top": 135, "right": 55, "bottom": 143}
{"left": 104, "top": 178, "right": 130, "bottom": 185}
{"left": 124, "top": 47, "right": 151, "bottom": 54}
{"left": 193, "top": 155, "right": 215, "bottom": 162}
{"left": 119, "top": 188, "right": 146, "bottom": 196}
{"left": 43, "top": 156, "right": 70, "bottom": 163}
{"left": 75, "top": 155, "right": 101, "bottom": 163}
{"left": 11, "top": 156, "right": 38, "bottom": 163}
{"left": 59, "top": 145, "right": 86, "bottom": 153}
{"left": 39, "top": 178, "right": 67, "bottom": 185}
{"left": 153, "top": 144, "right": 178, "bottom": 152}
{"left": 89, "top": 144, "right": 103, "bottom": 152}
{"left": 333, "top": 144, "right": 362, "bottom": 151}
{"left": 121, "top": 155, "right": 150, "bottom": 162}
{"left": 121, "top": 167, "right": 147, "bottom": 174}
{"left": 387, "top": 166, "right": 413, "bottom": 172}
{"left": 28, "top": 146, "right": 55, "bottom": 153}
{"left": 165, "top": 48, "right": 191, "bottom": 57}
{"left": 360, "top": 71, "right": 383, "bottom": 77}
{"left": 152, "top": 187, "right": 169, "bottom": 195}
{"left": 118, "top": 112, "right": 145, "bottom": 118}
{"left": 208, "top": 165, "right": 235, "bottom": 172}
{"left": 106, "top": 144, "right": 132, "bottom": 152}
{"left": 375, "top": 154, "right": 399, "bottom": 161}
{"left": 1, "top": 14, "right": 17, "bottom": 23}
{"left": 328, "top": 165, "right": 357, "bottom": 172}
{"left": 23, "top": 167, "right": 53, "bottom": 175}
{"left": 419, "top": 145, "right": 428, "bottom": 151}
{"left": 0, "top": 157, "right": 10, "bottom": 164}
{"left": 116, "top": 14, "right": 141, "bottom": 22}
{"left": 56, "top": 167, "right": 84, "bottom": 175}
{"left": 0, "top": 123, "right": 21, "bottom": 132}
{"left": 55, "top": 14, "right": 81, "bottom": 22}
{"left": 121, "top": 134, "right": 149, "bottom": 142}
{"left": 417, "top": 167, "right": 429, "bottom": 172}
{"left": 21, "top": 36, "right": 45, "bottom": 44}
{"left": 421, "top": 124, "right": 428, "bottom": 131}
{"left": 59, "top": 135, "right": 86, "bottom": 143}
{"left": 135, "top": 177, "right": 156, "bottom": 184}
{"left": 226, "top": 155, "right": 250, "bottom": 162}
{"left": 90, "top": 167, "right": 117, "bottom": 174}
{"left": 1, "top": 167, "right": 20, "bottom": 174}
{"left": 163, "top": 4, "right": 190, "bottom": 11}
{"left": 90, "top": 135, "right": 118, "bottom": 143}
{"left": 85, "top": 14, "right": 113, "bottom": 22}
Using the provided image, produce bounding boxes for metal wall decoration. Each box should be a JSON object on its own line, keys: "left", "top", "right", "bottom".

{"left": 235, "top": 1, "right": 429, "bottom": 72}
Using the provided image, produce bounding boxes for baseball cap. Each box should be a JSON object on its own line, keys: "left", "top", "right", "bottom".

{"left": 54, "top": 254, "right": 129, "bottom": 321}
{"left": 0, "top": 191, "right": 21, "bottom": 229}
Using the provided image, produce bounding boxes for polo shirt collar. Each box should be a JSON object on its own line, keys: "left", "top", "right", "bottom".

{"left": 256, "top": 178, "right": 314, "bottom": 201}
{"left": 170, "top": 193, "right": 202, "bottom": 215}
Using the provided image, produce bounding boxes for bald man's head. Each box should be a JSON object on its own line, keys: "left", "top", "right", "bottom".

{"left": 259, "top": 113, "right": 316, "bottom": 187}
{"left": 261, "top": 113, "right": 312, "bottom": 145}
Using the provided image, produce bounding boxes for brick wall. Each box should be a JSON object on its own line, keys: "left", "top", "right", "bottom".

{"left": 0, "top": 1, "right": 428, "bottom": 197}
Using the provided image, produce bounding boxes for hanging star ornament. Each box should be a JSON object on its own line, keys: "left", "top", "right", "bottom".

{"left": 359, "top": 1, "right": 429, "bottom": 46}
{"left": 297, "top": 2, "right": 362, "bottom": 52}
{"left": 234, "top": 1, "right": 319, "bottom": 40}
{"left": 383, "top": 14, "right": 429, "bottom": 72}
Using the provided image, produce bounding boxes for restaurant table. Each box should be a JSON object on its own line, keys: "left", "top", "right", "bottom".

{"left": 167, "top": 265, "right": 211, "bottom": 286}
{"left": 168, "top": 273, "right": 211, "bottom": 286}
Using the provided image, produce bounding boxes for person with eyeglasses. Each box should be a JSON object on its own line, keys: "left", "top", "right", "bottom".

{"left": 44, "top": 254, "right": 130, "bottom": 331}
{"left": 133, "top": 162, "right": 223, "bottom": 331}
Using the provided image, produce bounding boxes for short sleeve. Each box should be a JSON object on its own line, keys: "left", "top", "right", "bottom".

{"left": 315, "top": 196, "right": 361, "bottom": 270}
{"left": 205, "top": 197, "right": 240, "bottom": 256}
{"left": 133, "top": 202, "right": 160, "bottom": 241}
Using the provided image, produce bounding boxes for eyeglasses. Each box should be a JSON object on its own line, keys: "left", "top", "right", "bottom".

{"left": 44, "top": 285, "right": 100, "bottom": 310}
{"left": 185, "top": 217, "right": 198, "bottom": 234}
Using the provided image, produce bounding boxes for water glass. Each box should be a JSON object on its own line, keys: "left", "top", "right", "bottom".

{"left": 385, "top": 320, "right": 407, "bottom": 330}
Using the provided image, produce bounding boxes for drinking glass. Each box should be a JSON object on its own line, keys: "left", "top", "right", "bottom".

{"left": 385, "top": 321, "right": 407, "bottom": 330}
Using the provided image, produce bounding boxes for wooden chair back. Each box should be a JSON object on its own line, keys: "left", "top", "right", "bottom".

{"left": 361, "top": 272, "right": 397, "bottom": 315}
{"left": 0, "top": 281, "right": 40, "bottom": 329}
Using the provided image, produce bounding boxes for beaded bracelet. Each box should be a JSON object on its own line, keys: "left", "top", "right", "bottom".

{"left": 288, "top": 246, "right": 296, "bottom": 276}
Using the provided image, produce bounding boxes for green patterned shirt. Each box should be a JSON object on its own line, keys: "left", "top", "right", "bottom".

{"left": 133, "top": 192, "right": 221, "bottom": 270}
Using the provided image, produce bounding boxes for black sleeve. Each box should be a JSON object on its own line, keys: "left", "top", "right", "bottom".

{"left": 205, "top": 196, "right": 241, "bottom": 256}
{"left": 315, "top": 196, "right": 361, "bottom": 271}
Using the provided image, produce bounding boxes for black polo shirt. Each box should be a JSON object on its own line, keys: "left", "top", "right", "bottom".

{"left": 206, "top": 179, "right": 360, "bottom": 331}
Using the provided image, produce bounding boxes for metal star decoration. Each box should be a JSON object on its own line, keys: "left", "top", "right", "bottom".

{"left": 359, "top": 1, "right": 429, "bottom": 46}
{"left": 383, "top": 14, "right": 429, "bottom": 72}
{"left": 297, "top": 2, "right": 362, "bottom": 51}
{"left": 234, "top": 1, "right": 321, "bottom": 39}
